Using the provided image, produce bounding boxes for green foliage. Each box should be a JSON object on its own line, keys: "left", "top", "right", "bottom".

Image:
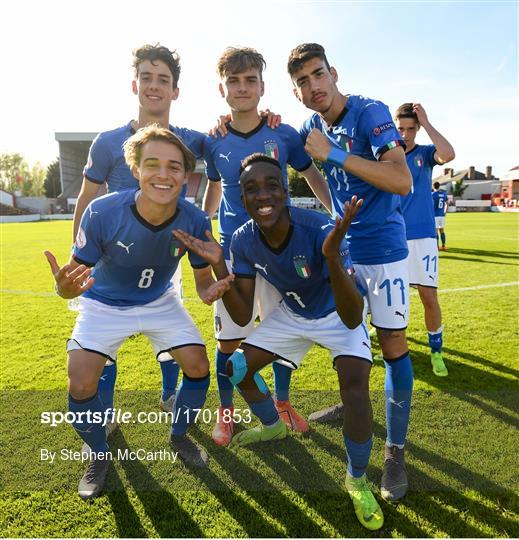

{"left": 452, "top": 178, "right": 468, "bottom": 198}
{"left": 0, "top": 215, "right": 518, "bottom": 537}
{"left": 288, "top": 166, "right": 313, "bottom": 197}
{"left": 0, "top": 153, "right": 46, "bottom": 196}
{"left": 44, "top": 158, "right": 61, "bottom": 198}
{"left": 0, "top": 153, "right": 27, "bottom": 192}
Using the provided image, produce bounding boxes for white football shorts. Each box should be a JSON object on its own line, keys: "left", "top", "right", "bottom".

{"left": 407, "top": 238, "right": 439, "bottom": 288}
{"left": 354, "top": 257, "right": 410, "bottom": 330}
{"left": 214, "top": 260, "right": 282, "bottom": 341}
{"left": 67, "top": 288, "right": 204, "bottom": 361}
{"left": 435, "top": 216, "right": 446, "bottom": 229}
{"left": 243, "top": 301, "right": 372, "bottom": 368}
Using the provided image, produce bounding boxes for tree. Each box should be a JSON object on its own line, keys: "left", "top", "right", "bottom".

{"left": 0, "top": 153, "right": 47, "bottom": 196}
{"left": 0, "top": 153, "right": 28, "bottom": 192}
{"left": 21, "top": 163, "right": 46, "bottom": 196}
{"left": 288, "top": 166, "right": 313, "bottom": 197}
{"left": 45, "top": 158, "right": 61, "bottom": 198}
{"left": 451, "top": 178, "right": 468, "bottom": 198}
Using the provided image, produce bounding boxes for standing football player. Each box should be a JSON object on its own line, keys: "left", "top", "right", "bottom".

{"left": 288, "top": 43, "right": 414, "bottom": 501}
{"left": 202, "top": 46, "right": 332, "bottom": 446}
{"left": 395, "top": 103, "right": 455, "bottom": 377}
{"left": 432, "top": 181, "right": 449, "bottom": 250}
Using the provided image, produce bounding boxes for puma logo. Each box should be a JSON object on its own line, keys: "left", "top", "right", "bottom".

{"left": 254, "top": 263, "right": 267, "bottom": 274}
{"left": 395, "top": 310, "right": 406, "bottom": 320}
{"left": 219, "top": 152, "right": 231, "bottom": 162}
{"left": 116, "top": 240, "right": 134, "bottom": 254}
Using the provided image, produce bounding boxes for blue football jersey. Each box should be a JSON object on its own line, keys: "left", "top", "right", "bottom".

{"left": 299, "top": 95, "right": 408, "bottom": 265}
{"left": 204, "top": 119, "right": 312, "bottom": 258}
{"left": 83, "top": 121, "right": 205, "bottom": 195}
{"left": 400, "top": 144, "right": 438, "bottom": 240}
{"left": 432, "top": 190, "right": 448, "bottom": 217}
{"left": 73, "top": 190, "right": 210, "bottom": 306}
{"left": 230, "top": 207, "right": 351, "bottom": 319}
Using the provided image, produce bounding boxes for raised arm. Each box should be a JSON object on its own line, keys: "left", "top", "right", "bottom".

{"left": 201, "top": 180, "right": 222, "bottom": 218}
{"left": 413, "top": 103, "right": 455, "bottom": 164}
{"left": 305, "top": 129, "right": 412, "bottom": 195}
{"left": 321, "top": 196, "right": 365, "bottom": 329}
{"left": 300, "top": 162, "right": 332, "bottom": 213}
{"left": 72, "top": 178, "right": 101, "bottom": 241}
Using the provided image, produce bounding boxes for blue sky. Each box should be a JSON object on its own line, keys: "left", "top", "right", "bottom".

{"left": 1, "top": 0, "right": 516, "bottom": 177}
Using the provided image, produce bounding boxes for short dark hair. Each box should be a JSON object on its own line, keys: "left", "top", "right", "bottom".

{"left": 395, "top": 103, "right": 419, "bottom": 123}
{"left": 287, "top": 43, "right": 331, "bottom": 76}
{"left": 133, "top": 44, "right": 181, "bottom": 89}
{"left": 433, "top": 181, "right": 441, "bottom": 190}
{"left": 217, "top": 47, "right": 266, "bottom": 79}
{"left": 239, "top": 153, "right": 282, "bottom": 179}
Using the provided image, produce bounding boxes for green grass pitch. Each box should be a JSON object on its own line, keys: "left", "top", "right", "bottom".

{"left": 0, "top": 213, "right": 518, "bottom": 537}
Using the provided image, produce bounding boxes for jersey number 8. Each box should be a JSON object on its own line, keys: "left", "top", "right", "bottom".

{"left": 138, "top": 268, "right": 155, "bottom": 288}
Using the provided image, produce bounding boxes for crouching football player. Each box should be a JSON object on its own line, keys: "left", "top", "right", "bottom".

{"left": 45, "top": 125, "right": 232, "bottom": 499}
{"left": 174, "top": 154, "right": 383, "bottom": 531}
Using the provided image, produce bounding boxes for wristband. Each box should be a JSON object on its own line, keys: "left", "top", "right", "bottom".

{"left": 327, "top": 147, "right": 348, "bottom": 169}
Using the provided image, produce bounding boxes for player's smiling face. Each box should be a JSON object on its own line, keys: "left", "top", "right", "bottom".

{"left": 136, "top": 139, "right": 186, "bottom": 206}
{"left": 219, "top": 68, "right": 264, "bottom": 113}
{"left": 396, "top": 117, "right": 419, "bottom": 149}
{"left": 132, "top": 59, "right": 179, "bottom": 115}
{"left": 240, "top": 161, "right": 287, "bottom": 229}
{"left": 292, "top": 57, "right": 339, "bottom": 114}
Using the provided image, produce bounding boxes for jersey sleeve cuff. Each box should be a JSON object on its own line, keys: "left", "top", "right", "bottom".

{"left": 376, "top": 140, "right": 405, "bottom": 159}
{"left": 83, "top": 174, "right": 105, "bottom": 185}
{"left": 233, "top": 272, "right": 255, "bottom": 279}
{"left": 191, "top": 262, "right": 210, "bottom": 269}
{"left": 72, "top": 254, "right": 95, "bottom": 267}
{"left": 292, "top": 159, "right": 314, "bottom": 172}
{"left": 208, "top": 176, "right": 221, "bottom": 182}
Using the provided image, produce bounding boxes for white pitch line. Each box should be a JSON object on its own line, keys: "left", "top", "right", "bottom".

{"left": 411, "top": 281, "right": 518, "bottom": 295}
{"left": 0, "top": 289, "right": 56, "bottom": 297}
{"left": 2, "top": 282, "right": 518, "bottom": 298}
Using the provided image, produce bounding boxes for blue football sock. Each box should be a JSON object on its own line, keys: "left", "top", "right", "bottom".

{"left": 249, "top": 395, "right": 280, "bottom": 426}
{"left": 98, "top": 361, "right": 116, "bottom": 420}
{"left": 216, "top": 348, "right": 234, "bottom": 407}
{"left": 68, "top": 392, "right": 109, "bottom": 453}
{"left": 428, "top": 326, "right": 444, "bottom": 354}
{"left": 440, "top": 232, "right": 446, "bottom": 246}
{"left": 344, "top": 435, "right": 373, "bottom": 478}
{"left": 273, "top": 362, "right": 292, "bottom": 401}
{"left": 384, "top": 352, "right": 413, "bottom": 447}
{"left": 171, "top": 373, "right": 210, "bottom": 436}
{"left": 159, "top": 358, "right": 180, "bottom": 401}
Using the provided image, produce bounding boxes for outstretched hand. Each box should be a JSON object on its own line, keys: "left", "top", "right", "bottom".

{"left": 322, "top": 196, "right": 363, "bottom": 258}
{"left": 172, "top": 229, "right": 224, "bottom": 267}
{"left": 44, "top": 250, "right": 94, "bottom": 299}
{"left": 199, "top": 274, "right": 235, "bottom": 305}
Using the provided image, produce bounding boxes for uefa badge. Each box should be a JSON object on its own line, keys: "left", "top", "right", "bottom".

{"left": 264, "top": 140, "right": 279, "bottom": 160}
{"left": 75, "top": 227, "right": 87, "bottom": 249}
{"left": 414, "top": 155, "right": 423, "bottom": 167}
{"left": 293, "top": 255, "right": 311, "bottom": 278}
{"left": 170, "top": 240, "right": 185, "bottom": 258}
